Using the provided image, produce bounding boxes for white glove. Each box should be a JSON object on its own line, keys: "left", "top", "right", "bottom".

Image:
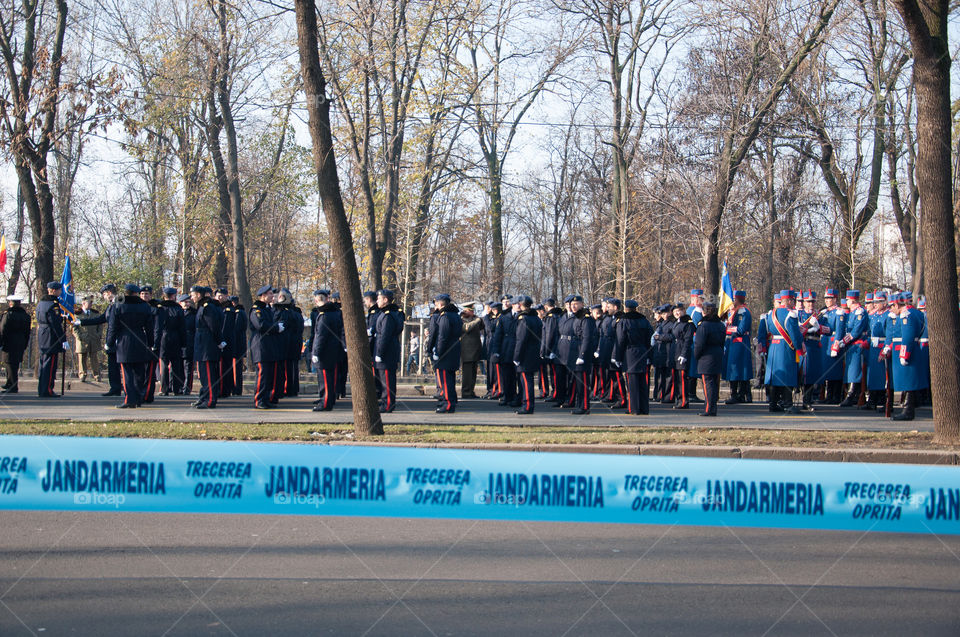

{"left": 103, "top": 344, "right": 110, "bottom": 351}
{"left": 513, "top": 360, "right": 520, "bottom": 367}
{"left": 612, "top": 360, "right": 621, "bottom": 368}
{"left": 312, "top": 355, "right": 319, "bottom": 364}
{"left": 277, "top": 322, "right": 285, "bottom": 333}
{"left": 549, "top": 353, "right": 556, "bottom": 360}
{"left": 881, "top": 345, "right": 891, "bottom": 358}
{"left": 871, "top": 337, "right": 880, "bottom": 348}
{"left": 72, "top": 319, "right": 81, "bottom": 326}
{"left": 593, "top": 351, "right": 599, "bottom": 358}
{"left": 366, "top": 328, "right": 372, "bottom": 336}
{"left": 432, "top": 354, "right": 439, "bottom": 361}
{"left": 900, "top": 355, "right": 910, "bottom": 366}
{"left": 63, "top": 342, "right": 70, "bottom": 351}
{"left": 829, "top": 349, "right": 838, "bottom": 357}
{"left": 575, "top": 357, "right": 584, "bottom": 365}
{"left": 375, "top": 355, "right": 382, "bottom": 363}
{"left": 218, "top": 341, "right": 227, "bottom": 349}
{"left": 678, "top": 356, "right": 686, "bottom": 365}
{"left": 842, "top": 334, "right": 852, "bottom": 344}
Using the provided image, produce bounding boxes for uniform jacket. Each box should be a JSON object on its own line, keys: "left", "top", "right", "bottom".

{"left": 182, "top": 307, "right": 197, "bottom": 359}
{"left": 366, "top": 306, "right": 381, "bottom": 354}
{"left": 653, "top": 317, "right": 675, "bottom": 368}
{"left": 513, "top": 309, "right": 543, "bottom": 373}
{"left": 571, "top": 309, "right": 598, "bottom": 372}
{"left": 193, "top": 297, "right": 224, "bottom": 362}
{"left": 0, "top": 305, "right": 31, "bottom": 360}
{"left": 426, "top": 309, "right": 441, "bottom": 360}
{"left": 596, "top": 313, "right": 616, "bottom": 367}
{"left": 158, "top": 300, "right": 187, "bottom": 359}
{"left": 248, "top": 301, "right": 281, "bottom": 363}
{"left": 311, "top": 302, "right": 344, "bottom": 369}
{"left": 671, "top": 315, "right": 695, "bottom": 370}
{"left": 434, "top": 304, "right": 463, "bottom": 371}
{"left": 866, "top": 310, "right": 888, "bottom": 391}
{"left": 374, "top": 303, "right": 403, "bottom": 370}
{"left": 763, "top": 307, "right": 803, "bottom": 387}
{"left": 615, "top": 311, "right": 653, "bottom": 374}
{"left": 35, "top": 295, "right": 66, "bottom": 355}
{"left": 722, "top": 306, "right": 753, "bottom": 381}
{"left": 540, "top": 307, "right": 563, "bottom": 360}
{"left": 233, "top": 304, "right": 247, "bottom": 357}
{"left": 695, "top": 315, "right": 726, "bottom": 376}
{"left": 460, "top": 315, "right": 483, "bottom": 363}
{"left": 495, "top": 311, "right": 517, "bottom": 361}
{"left": 145, "top": 299, "right": 165, "bottom": 361}
{"left": 219, "top": 301, "right": 237, "bottom": 357}
{"left": 107, "top": 295, "right": 154, "bottom": 364}
{"left": 889, "top": 306, "right": 928, "bottom": 391}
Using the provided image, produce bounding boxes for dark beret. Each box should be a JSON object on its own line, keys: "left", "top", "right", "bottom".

{"left": 314, "top": 289, "right": 330, "bottom": 296}
{"left": 47, "top": 281, "right": 62, "bottom": 291}
{"left": 124, "top": 283, "right": 141, "bottom": 295}
{"left": 625, "top": 299, "right": 639, "bottom": 309}
{"left": 255, "top": 285, "right": 272, "bottom": 297}
{"left": 99, "top": 283, "right": 117, "bottom": 294}
{"left": 377, "top": 289, "right": 394, "bottom": 300}
{"left": 162, "top": 287, "right": 177, "bottom": 296}
{"left": 176, "top": 294, "right": 190, "bottom": 302}
{"left": 140, "top": 284, "right": 153, "bottom": 293}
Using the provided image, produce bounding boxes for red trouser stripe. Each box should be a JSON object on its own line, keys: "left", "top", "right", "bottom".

{"left": 551, "top": 366, "right": 557, "bottom": 398}
{"left": 120, "top": 363, "right": 129, "bottom": 404}
{"left": 680, "top": 371, "right": 687, "bottom": 405}
{"left": 702, "top": 377, "right": 709, "bottom": 412}
{"left": 627, "top": 375, "right": 633, "bottom": 413}
{"left": 254, "top": 363, "right": 262, "bottom": 406}
{"left": 206, "top": 362, "right": 215, "bottom": 406}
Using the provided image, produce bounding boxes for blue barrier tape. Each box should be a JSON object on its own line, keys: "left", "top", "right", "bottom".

{"left": 0, "top": 435, "right": 958, "bottom": 534}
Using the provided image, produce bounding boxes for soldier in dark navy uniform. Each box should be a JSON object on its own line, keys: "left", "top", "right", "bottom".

{"left": 567, "top": 295, "right": 597, "bottom": 415}
{"left": 0, "top": 295, "right": 30, "bottom": 393}
{"left": 158, "top": 287, "right": 186, "bottom": 395}
{"left": 179, "top": 295, "right": 196, "bottom": 395}
{"left": 231, "top": 295, "right": 247, "bottom": 395}
{"left": 108, "top": 283, "right": 154, "bottom": 408}
{"left": 670, "top": 304, "right": 695, "bottom": 409}
{"left": 539, "top": 298, "right": 563, "bottom": 403}
{"left": 74, "top": 284, "right": 123, "bottom": 396}
{"left": 695, "top": 300, "right": 726, "bottom": 417}
{"left": 190, "top": 286, "right": 225, "bottom": 408}
{"left": 433, "top": 294, "right": 462, "bottom": 413}
{"left": 36, "top": 281, "right": 68, "bottom": 397}
{"left": 492, "top": 294, "right": 517, "bottom": 406}
{"left": 249, "top": 285, "right": 284, "bottom": 409}
{"left": 214, "top": 287, "right": 236, "bottom": 397}
{"left": 310, "top": 289, "right": 344, "bottom": 411}
{"left": 363, "top": 291, "right": 382, "bottom": 399}
{"left": 652, "top": 304, "right": 675, "bottom": 403}
{"left": 513, "top": 296, "right": 542, "bottom": 414}
{"left": 137, "top": 285, "right": 165, "bottom": 403}
{"left": 614, "top": 299, "right": 653, "bottom": 415}
{"left": 374, "top": 289, "right": 402, "bottom": 412}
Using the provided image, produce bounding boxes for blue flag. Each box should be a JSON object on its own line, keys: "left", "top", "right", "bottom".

{"left": 59, "top": 255, "right": 74, "bottom": 313}
{"left": 718, "top": 260, "right": 735, "bottom": 317}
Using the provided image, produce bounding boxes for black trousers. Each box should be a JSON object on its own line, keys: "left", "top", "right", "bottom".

{"left": 674, "top": 369, "right": 689, "bottom": 406}
{"left": 486, "top": 355, "right": 496, "bottom": 393}
{"left": 552, "top": 362, "right": 567, "bottom": 402}
{"left": 378, "top": 367, "right": 397, "bottom": 411}
{"left": 701, "top": 374, "right": 720, "bottom": 415}
{"left": 518, "top": 371, "right": 535, "bottom": 412}
{"left": 336, "top": 358, "right": 347, "bottom": 397}
{"left": 625, "top": 370, "right": 649, "bottom": 414}
{"left": 658, "top": 367, "right": 674, "bottom": 402}
{"left": 254, "top": 361, "right": 276, "bottom": 406}
{"left": 219, "top": 356, "right": 235, "bottom": 397}
{"left": 497, "top": 362, "right": 516, "bottom": 402}
{"left": 437, "top": 368, "right": 457, "bottom": 411}
{"left": 160, "top": 356, "right": 184, "bottom": 395}
{"left": 197, "top": 359, "right": 219, "bottom": 408}
{"left": 538, "top": 364, "right": 550, "bottom": 398}
{"left": 118, "top": 362, "right": 143, "bottom": 406}
{"left": 571, "top": 369, "right": 590, "bottom": 412}
{"left": 182, "top": 357, "right": 194, "bottom": 394}
{"left": 143, "top": 359, "right": 158, "bottom": 402}
{"left": 37, "top": 352, "right": 58, "bottom": 396}
{"left": 317, "top": 365, "right": 338, "bottom": 410}
{"left": 106, "top": 351, "right": 122, "bottom": 393}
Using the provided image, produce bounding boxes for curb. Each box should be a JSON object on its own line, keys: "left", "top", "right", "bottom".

{"left": 326, "top": 441, "right": 959, "bottom": 465}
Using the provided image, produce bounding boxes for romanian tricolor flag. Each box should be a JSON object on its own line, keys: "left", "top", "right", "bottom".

{"left": 0, "top": 233, "right": 7, "bottom": 273}
{"left": 718, "top": 260, "right": 735, "bottom": 318}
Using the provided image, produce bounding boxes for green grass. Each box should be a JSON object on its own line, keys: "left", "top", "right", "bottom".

{"left": 0, "top": 419, "right": 951, "bottom": 449}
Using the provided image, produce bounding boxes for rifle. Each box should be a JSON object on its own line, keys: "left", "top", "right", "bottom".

{"left": 884, "top": 357, "right": 893, "bottom": 418}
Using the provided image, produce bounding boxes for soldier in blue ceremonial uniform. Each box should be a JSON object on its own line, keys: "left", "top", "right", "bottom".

{"left": 722, "top": 290, "right": 753, "bottom": 404}
{"left": 107, "top": 283, "right": 154, "bottom": 408}
{"left": 512, "top": 296, "right": 542, "bottom": 414}
{"left": 190, "top": 286, "right": 225, "bottom": 409}
{"left": 764, "top": 289, "right": 803, "bottom": 413}
{"left": 864, "top": 291, "right": 889, "bottom": 411}
{"left": 821, "top": 288, "right": 846, "bottom": 403}
{"left": 36, "top": 281, "right": 68, "bottom": 398}
{"left": 249, "top": 285, "right": 284, "bottom": 409}
{"left": 685, "top": 289, "right": 704, "bottom": 401}
{"left": 695, "top": 300, "right": 726, "bottom": 416}
{"left": 798, "top": 290, "right": 826, "bottom": 410}
{"left": 158, "top": 287, "right": 187, "bottom": 396}
{"left": 310, "top": 290, "right": 344, "bottom": 411}
{"left": 670, "top": 304, "right": 694, "bottom": 409}
{"left": 614, "top": 299, "right": 653, "bottom": 415}
{"left": 883, "top": 292, "right": 927, "bottom": 420}
{"left": 432, "top": 294, "right": 462, "bottom": 413}
{"left": 839, "top": 290, "right": 869, "bottom": 407}
{"left": 374, "top": 289, "right": 403, "bottom": 412}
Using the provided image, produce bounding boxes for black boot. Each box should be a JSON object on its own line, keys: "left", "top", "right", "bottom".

{"left": 892, "top": 391, "right": 916, "bottom": 421}
{"left": 839, "top": 386, "right": 858, "bottom": 407}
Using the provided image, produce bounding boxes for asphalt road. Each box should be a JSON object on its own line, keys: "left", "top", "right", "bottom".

{"left": 0, "top": 511, "right": 957, "bottom": 636}
{"left": 0, "top": 385, "right": 933, "bottom": 431}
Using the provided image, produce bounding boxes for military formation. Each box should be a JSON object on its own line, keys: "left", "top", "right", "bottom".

{"left": 0, "top": 281, "right": 931, "bottom": 421}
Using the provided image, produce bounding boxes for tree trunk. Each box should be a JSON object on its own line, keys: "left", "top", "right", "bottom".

{"left": 894, "top": 0, "right": 960, "bottom": 443}
{"left": 488, "top": 153, "right": 505, "bottom": 296}
{"left": 296, "top": 0, "right": 383, "bottom": 436}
